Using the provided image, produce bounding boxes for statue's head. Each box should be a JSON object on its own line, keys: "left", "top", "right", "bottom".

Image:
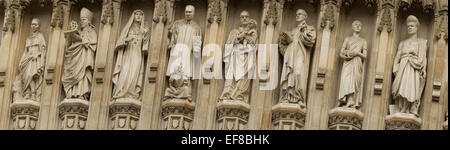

{"left": 31, "top": 18, "right": 40, "bottom": 33}
{"left": 80, "top": 8, "right": 93, "bottom": 29}
{"left": 352, "top": 20, "right": 362, "bottom": 33}
{"left": 185, "top": 5, "right": 195, "bottom": 21}
{"left": 296, "top": 9, "right": 307, "bottom": 23}
{"left": 406, "top": 15, "right": 420, "bottom": 35}
{"left": 240, "top": 11, "right": 250, "bottom": 25}
{"left": 134, "top": 10, "right": 144, "bottom": 23}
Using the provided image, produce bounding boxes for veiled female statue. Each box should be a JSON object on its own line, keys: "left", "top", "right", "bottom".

{"left": 12, "top": 18, "right": 46, "bottom": 101}
{"left": 392, "top": 15, "right": 427, "bottom": 117}
{"left": 112, "top": 10, "right": 149, "bottom": 101}
{"left": 278, "top": 9, "right": 316, "bottom": 107}
{"left": 219, "top": 11, "right": 258, "bottom": 103}
{"left": 62, "top": 8, "right": 97, "bottom": 100}
{"left": 336, "top": 20, "right": 367, "bottom": 109}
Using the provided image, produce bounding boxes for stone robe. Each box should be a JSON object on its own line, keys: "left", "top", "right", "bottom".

{"left": 166, "top": 19, "right": 202, "bottom": 79}
{"left": 392, "top": 38, "right": 427, "bottom": 115}
{"left": 13, "top": 32, "right": 46, "bottom": 101}
{"left": 279, "top": 24, "right": 316, "bottom": 106}
{"left": 62, "top": 26, "right": 97, "bottom": 100}
{"left": 220, "top": 22, "right": 258, "bottom": 103}
{"left": 337, "top": 36, "right": 367, "bottom": 108}
{"left": 112, "top": 11, "right": 149, "bottom": 100}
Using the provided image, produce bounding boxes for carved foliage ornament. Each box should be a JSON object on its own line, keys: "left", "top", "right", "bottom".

{"left": 320, "top": 2, "right": 336, "bottom": 30}
{"left": 50, "top": 1, "right": 65, "bottom": 28}
{"left": 436, "top": 12, "right": 448, "bottom": 41}
{"left": 101, "top": 0, "right": 114, "bottom": 25}
{"left": 207, "top": 0, "right": 223, "bottom": 24}
{"left": 2, "top": 0, "right": 28, "bottom": 32}
{"left": 377, "top": 1, "right": 394, "bottom": 33}
{"left": 153, "top": 0, "right": 171, "bottom": 24}
{"left": 263, "top": 0, "right": 283, "bottom": 26}
{"left": 399, "top": 0, "right": 435, "bottom": 13}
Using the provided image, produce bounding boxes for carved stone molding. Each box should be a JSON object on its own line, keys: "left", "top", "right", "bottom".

{"left": 320, "top": 0, "right": 338, "bottom": 30}
{"left": 10, "top": 100, "right": 40, "bottom": 130}
{"left": 153, "top": 0, "right": 173, "bottom": 24}
{"left": 109, "top": 98, "right": 141, "bottom": 130}
{"left": 161, "top": 99, "right": 195, "bottom": 130}
{"left": 399, "top": 0, "right": 435, "bottom": 13}
{"left": 263, "top": 0, "right": 284, "bottom": 26}
{"left": 216, "top": 100, "right": 250, "bottom": 130}
{"left": 50, "top": 0, "right": 68, "bottom": 29}
{"left": 101, "top": 0, "right": 115, "bottom": 25}
{"left": 271, "top": 103, "right": 306, "bottom": 130}
{"left": 385, "top": 113, "right": 422, "bottom": 130}
{"left": 377, "top": 0, "right": 395, "bottom": 33}
{"left": 58, "top": 99, "right": 89, "bottom": 130}
{"left": 328, "top": 107, "right": 364, "bottom": 130}
{"left": 436, "top": 10, "right": 448, "bottom": 41}
{"left": 207, "top": 0, "right": 226, "bottom": 24}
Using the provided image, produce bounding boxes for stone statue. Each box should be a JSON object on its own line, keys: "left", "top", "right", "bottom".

{"left": 219, "top": 11, "right": 258, "bottom": 103}
{"left": 62, "top": 8, "right": 97, "bottom": 100}
{"left": 164, "top": 66, "right": 192, "bottom": 101}
{"left": 12, "top": 18, "right": 47, "bottom": 101}
{"left": 336, "top": 20, "right": 367, "bottom": 109}
{"left": 278, "top": 9, "right": 316, "bottom": 107}
{"left": 112, "top": 10, "right": 150, "bottom": 101}
{"left": 392, "top": 15, "right": 427, "bottom": 117}
{"left": 165, "top": 5, "right": 202, "bottom": 101}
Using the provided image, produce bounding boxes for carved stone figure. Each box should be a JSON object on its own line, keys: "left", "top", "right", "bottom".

{"left": 12, "top": 18, "right": 46, "bottom": 101}
{"left": 62, "top": 8, "right": 97, "bottom": 100}
{"left": 336, "top": 20, "right": 367, "bottom": 109}
{"left": 112, "top": 10, "right": 150, "bottom": 101}
{"left": 278, "top": 9, "right": 316, "bottom": 107}
{"left": 165, "top": 5, "right": 202, "bottom": 101}
{"left": 219, "top": 11, "right": 258, "bottom": 103}
{"left": 164, "top": 66, "right": 192, "bottom": 101}
{"left": 392, "top": 15, "right": 427, "bottom": 117}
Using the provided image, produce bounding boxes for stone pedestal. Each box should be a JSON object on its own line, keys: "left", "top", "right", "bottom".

{"left": 161, "top": 99, "right": 195, "bottom": 130}
{"left": 10, "top": 100, "right": 40, "bottom": 130}
{"left": 216, "top": 100, "right": 250, "bottom": 130}
{"left": 109, "top": 98, "right": 141, "bottom": 130}
{"left": 58, "top": 99, "right": 89, "bottom": 130}
{"left": 385, "top": 113, "right": 422, "bottom": 130}
{"left": 271, "top": 103, "right": 306, "bottom": 130}
{"left": 328, "top": 107, "right": 364, "bottom": 130}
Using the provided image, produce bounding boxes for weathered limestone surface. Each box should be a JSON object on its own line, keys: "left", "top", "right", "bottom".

{"left": 0, "top": 0, "right": 447, "bottom": 130}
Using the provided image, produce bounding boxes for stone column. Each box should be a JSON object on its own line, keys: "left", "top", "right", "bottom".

{"left": 362, "top": 0, "right": 398, "bottom": 130}
{"left": 192, "top": 0, "right": 228, "bottom": 130}
{"left": 305, "top": 0, "right": 341, "bottom": 130}
{"left": 138, "top": 0, "right": 175, "bottom": 130}
{"left": 87, "top": 0, "right": 124, "bottom": 130}
{"left": 248, "top": 0, "right": 284, "bottom": 130}
{"left": 38, "top": 0, "right": 71, "bottom": 130}
{"left": 421, "top": 0, "right": 448, "bottom": 130}
{"left": 0, "top": 0, "right": 28, "bottom": 130}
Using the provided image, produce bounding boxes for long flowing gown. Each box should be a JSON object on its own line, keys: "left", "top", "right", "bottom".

{"left": 166, "top": 19, "right": 202, "bottom": 79}
{"left": 62, "top": 26, "right": 97, "bottom": 100}
{"left": 14, "top": 32, "right": 46, "bottom": 100}
{"left": 220, "top": 25, "right": 258, "bottom": 103}
{"left": 337, "top": 36, "right": 367, "bottom": 108}
{"left": 392, "top": 38, "right": 427, "bottom": 115}
{"left": 112, "top": 12, "right": 149, "bottom": 100}
{"left": 279, "top": 24, "right": 316, "bottom": 106}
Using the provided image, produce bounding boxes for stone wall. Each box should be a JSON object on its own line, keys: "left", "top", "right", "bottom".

{"left": 0, "top": 0, "right": 447, "bottom": 130}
